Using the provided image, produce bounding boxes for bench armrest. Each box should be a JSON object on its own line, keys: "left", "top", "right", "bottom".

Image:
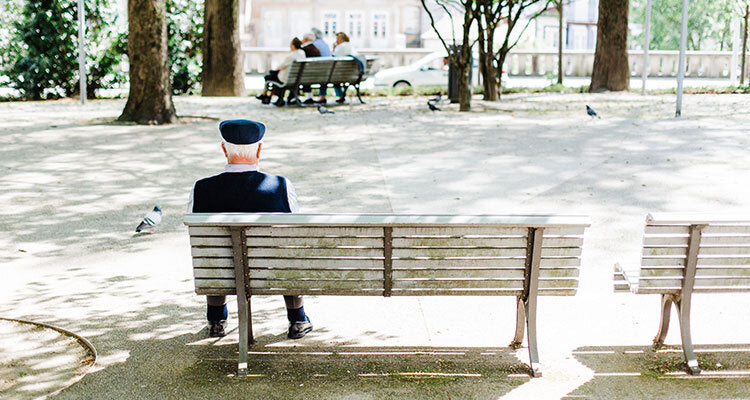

{"left": 614, "top": 263, "right": 639, "bottom": 293}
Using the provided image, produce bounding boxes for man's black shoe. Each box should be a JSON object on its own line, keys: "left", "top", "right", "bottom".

{"left": 255, "top": 94, "right": 269, "bottom": 101}
{"left": 336, "top": 97, "right": 346, "bottom": 104}
{"left": 302, "top": 98, "right": 315, "bottom": 105}
{"left": 287, "top": 320, "right": 313, "bottom": 339}
{"left": 273, "top": 98, "right": 285, "bottom": 107}
{"left": 287, "top": 98, "right": 299, "bottom": 106}
{"left": 261, "top": 97, "right": 271, "bottom": 105}
{"left": 314, "top": 99, "right": 327, "bottom": 105}
{"left": 209, "top": 320, "right": 227, "bottom": 338}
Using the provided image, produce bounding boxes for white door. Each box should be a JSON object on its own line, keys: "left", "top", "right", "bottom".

{"left": 345, "top": 11, "right": 364, "bottom": 48}
{"left": 371, "top": 12, "right": 388, "bottom": 48}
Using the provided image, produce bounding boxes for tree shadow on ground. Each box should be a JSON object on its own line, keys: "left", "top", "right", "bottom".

{"left": 564, "top": 344, "right": 750, "bottom": 399}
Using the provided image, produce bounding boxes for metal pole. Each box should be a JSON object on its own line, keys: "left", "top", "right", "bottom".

{"left": 78, "top": 0, "right": 86, "bottom": 105}
{"left": 731, "top": 17, "right": 740, "bottom": 86}
{"left": 641, "top": 0, "right": 652, "bottom": 94}
{"left": 675, "top": 0, "right": 689, "bottom": 117}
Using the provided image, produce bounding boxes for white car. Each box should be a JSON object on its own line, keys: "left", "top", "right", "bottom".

{"left": 372, "top": 51, "right": 508, "bottom": 88}
{"left": 373, "top": 52, "right": 449, "bottom": 88}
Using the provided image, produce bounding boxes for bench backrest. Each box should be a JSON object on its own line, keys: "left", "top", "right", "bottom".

{"left": 634, "top": 213, "right": 750, "bottom": 293}
{"left": 186, "top": 214, "right": 589, "bottom": 297}
{"left": 286, "top": 56, "right": 376, "bottom": 87}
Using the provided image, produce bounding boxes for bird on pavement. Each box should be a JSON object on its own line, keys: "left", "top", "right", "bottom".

{"left": 428, "top": 101, "right": 441, "bottom": 111}
{"left": 317, "top": 104, "right": 335, "bottom": 114}
{"left": 586, "top": 105, "right": 601, "bottom": 118}
{"left": 428, "top": 93, "right": 442, "bottom": 103}
{"left": 135, "top": 205, "right": 162, "bottom": 233}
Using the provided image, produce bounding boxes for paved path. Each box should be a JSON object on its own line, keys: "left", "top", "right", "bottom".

{"left": 1, "top": 93, "right": 750, "bottom": 399}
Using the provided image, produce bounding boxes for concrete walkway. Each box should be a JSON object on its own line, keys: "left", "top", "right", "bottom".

{"left": 1, "top": 93, "right": 750, "bottom": 399}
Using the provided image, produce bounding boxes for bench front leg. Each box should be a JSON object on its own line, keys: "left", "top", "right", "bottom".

{"left": 524, "top": 294, "right": 541, "bottom": 377}
{"left": 653, "top": 294, "right": 674, "bottom": 348}
{"left": 675, "top": 297, "right": 701, "bottom": 375}
{"left": 511, "top": 295, "right": 525, "bottom": 349}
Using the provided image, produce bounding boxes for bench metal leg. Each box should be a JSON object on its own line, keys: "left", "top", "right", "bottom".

{"left": 355, "top": 84, "right": 365, "bottom": 104}
{"left": 653, "top": 294, "right": 673, "bottom": 348}
{"left": 675, "top": 298, "right": 701, "bottom": 375}
{"left": 236, "top": 294, "right": 249, "bottom": 377}
{"left": 524, "top": 295, "right": 542, "bottom": 377}
{"left": 511, "top": 295, "right": 525, "bottom": 349}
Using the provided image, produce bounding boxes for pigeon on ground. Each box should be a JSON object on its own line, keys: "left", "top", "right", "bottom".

{"left": 428, "top": 93, "right": 442, "bottom": 103}
{"left": 135, "top": 205, "right": 162, "bottom": 233}
{"left": 428, "top": 101, "right": 441, "bottom": 111}
{"left": 317, "top": 104, "right": 334, "bottom": 114}
{"left": 586, "top": 105, "right": 600, "bottom": 118}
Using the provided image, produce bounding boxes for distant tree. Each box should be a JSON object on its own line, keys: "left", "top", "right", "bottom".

{"left": 742, "top": 2, "right": 749, "bottom": 85}
{"left": 119, "top": 0, "right": 176, "bottom": 124}
{"left": 421, "top": 0, "right": 475, "bottom": 111}
{"left": 201, "top": 0, "right": 244, "bottom": 96}
{"left": 590, "top": 0, "right": 629, "bottom": 92}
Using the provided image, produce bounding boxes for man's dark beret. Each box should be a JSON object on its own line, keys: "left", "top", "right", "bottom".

{"left": 219, "top": 120, "right": 265, "bottom": 145}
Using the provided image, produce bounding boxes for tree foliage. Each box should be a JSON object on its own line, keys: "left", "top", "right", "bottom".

{"left": 4, "top": 0, "right": 126, "bottom": 100}
{"left": 167, "top": 0, "right": 204, "bottom": 94}
{"left": 630, "top": 0, "right": 742, "bottom": 51}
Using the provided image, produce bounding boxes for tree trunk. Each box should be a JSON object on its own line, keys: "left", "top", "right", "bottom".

{"left": 589, "top": 0, "right": 630, "bottom": 92}
{"left": 557, "top": 1, "right": 564, "bottom": 85}
{"left": 118, "top": 0, "right": 176, "bottom": 124}
{"left": 742, "top": 5, "right": 748, "bottom": 86}
{"left": 457, "top": 2, "right": 474, "bottom": 111}
{"left": 457, "top": 64, "right": 472, "bottom": 111}
{"left": 202, "top": 0, "right": 245, "bottom": 96}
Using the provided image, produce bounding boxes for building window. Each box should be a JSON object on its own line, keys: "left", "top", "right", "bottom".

{"left": 346, "top": 11, "right": 364, "bottom": 44}
{"left": 372, "top": 13, "right": 387, "bottom": 39}
{"left": 322, "top": 11, "right": 339, "bottom": 39}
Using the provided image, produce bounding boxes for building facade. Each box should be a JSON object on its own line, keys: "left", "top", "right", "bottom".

{"left": 242, "top": 0, "right": 435, "bottom": 49}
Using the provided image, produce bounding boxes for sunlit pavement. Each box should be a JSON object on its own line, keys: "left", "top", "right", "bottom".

{"left": 1, "top": 93, "right": 750, "bottom": 399}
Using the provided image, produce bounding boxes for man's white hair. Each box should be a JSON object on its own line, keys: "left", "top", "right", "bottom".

{"left": 303, "top": 32, "right": 316, "bottom": 41}
{"left": 223, "top": 140, "right": 261, "bottom": 159}
{"left": 311, "top": 27, "right": 323, "bottom": 39}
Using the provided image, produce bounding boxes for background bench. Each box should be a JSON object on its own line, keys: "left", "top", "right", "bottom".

{"left": 614, "top": 213, "right": 750, "bottom": 374}
{"left": 185, "top": 213, "right": 590, "bottom": 377}
{"left": 269, "top": 56, "right": 377, "bottom": 104}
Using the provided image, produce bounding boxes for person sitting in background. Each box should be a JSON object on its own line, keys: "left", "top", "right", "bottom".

{"left": 311, "top": 27, "right": 332, "bottom": 57}
{"left": 310, "top": 28, "right": 332, "bottom": 104}
{"left": 332, "top": 32, "right": 354, "bottom": 104}
{"left": 256, "top": 37, "right": 305, "bottom": 107}
{"left": 298, "top": 33, "right": 322, "bottom": 105}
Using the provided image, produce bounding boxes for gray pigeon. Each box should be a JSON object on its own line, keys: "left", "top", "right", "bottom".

{"left": 428, "top": 93, "right": 442, "bottom": 103}
{"left": 135, "top": 205, "right": 162, "bottom": 233}
{"left": 428, "top": 101, "right": 441, "bottom": 111}
{"left": 317, "top": 104, "right": 334, "bottom": 114}
{"left": 586, "top": 105, "right": 600, "bottom": 118}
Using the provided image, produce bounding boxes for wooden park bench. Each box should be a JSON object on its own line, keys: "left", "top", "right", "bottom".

{"left": 614, "top": 213, "right": 750, "bottom": 374}
{"left": 185, "top": 213, "right": 590, "bottom": 377}
{"left": 267, "top": 56, "right": 377, "bottom": 105}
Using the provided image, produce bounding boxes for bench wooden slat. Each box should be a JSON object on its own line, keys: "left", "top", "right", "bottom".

{"left": 190, "top": 236, "right": 232, "bottom": 247}
{"left": 249, "top": 258, "right": 383, "bottom": 268}
{"left": 193, "top": 258, "right": 233, "bottom": 268}
{"left": 392, "top": 268, "right": 577, "bottom": 279}
{"left": 247, "top": 247, "right": 383, "bottom": 258}
{"left": 641, "top": 266, "right": 750, "bottom": 277}
{"left": 637, "top": 277, "right": 750, "bottom": 288}
{"left": 701, "top": 235, "right": 750, "bottom": 245}
{"left": 247, "top": 237, "right": 384, "bottom": 247}
{"left": 189, "top": 226, "right": 230, "bottom": 236}
{"left": 192, "top": 247, "right": 233, "bottom": 257}
{"left": 392, "top": 237, "right": 527, "bottom": 248}
{"left": 249, "top": 279, "right": 383, "bottom": 290}
{"left": 393, "top": 227, "right": 528, "bottom": 236}
{"left": 391, "top": 278, "right": 577, "bottom": 290}
{"left": 245, "top": 226, "right": 383, "bottom": 237}
{"left": 393, "top": 248, "right": 526, "bottom": 258}
{"left": 248, "top": 269, "right": 383, "bottom": 280}
{"left": 643, "top": 235, "right": 688, "bottom": 246}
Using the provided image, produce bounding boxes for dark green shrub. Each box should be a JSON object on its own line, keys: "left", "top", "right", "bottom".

{"left": 167, "top": 0, "right": 204, "bottom": 94}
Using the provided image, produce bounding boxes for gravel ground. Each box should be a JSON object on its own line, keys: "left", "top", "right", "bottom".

{"left": 1, "top": 93, "right": 750, "bottom": 399}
